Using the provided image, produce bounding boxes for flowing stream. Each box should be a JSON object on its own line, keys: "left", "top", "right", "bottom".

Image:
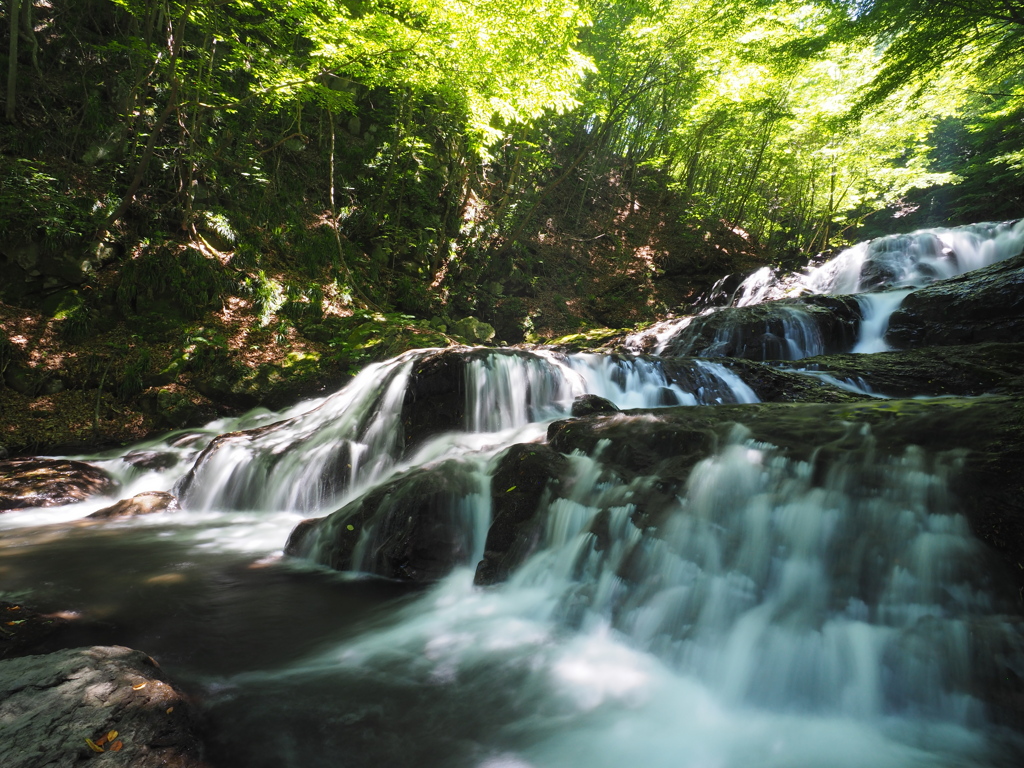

{"left": 3, "top": 225, "right": 1024, "bottom": 767}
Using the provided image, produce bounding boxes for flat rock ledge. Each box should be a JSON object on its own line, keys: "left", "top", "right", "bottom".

{"left": 0, "top": 645, "right": 205, "bottom": 768}
{"left": 0, "top": 458, "right": 118, "bottom": 511}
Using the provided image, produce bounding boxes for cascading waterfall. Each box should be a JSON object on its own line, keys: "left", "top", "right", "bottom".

{"left": 852, "top": 289, "right": 914, "bottom": 354}
{"left": 634, "top": 219, "right": 1024, "bottom": 359}
{"left": 804, "top": 219, "right": 1024, "bottom": 295}
{"left": 512, "top": 429, "right": 1010, "bottom": 723}
{"left": 177, "top": 352, "right": 419, "bottom": 513}
{"left": 179, "top": 349, "right": 759, "bottom": 516}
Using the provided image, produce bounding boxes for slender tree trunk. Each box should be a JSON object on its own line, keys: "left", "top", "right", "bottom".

{"left": 22, "top": 0, "right": 39, "bottom": 76}
{"left": 6, "top": 0, "right": 21, "bottom": 122}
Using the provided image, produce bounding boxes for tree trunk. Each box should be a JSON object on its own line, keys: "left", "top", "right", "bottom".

{"left": 5, "top": 0, "right": 21, "bottom": 122}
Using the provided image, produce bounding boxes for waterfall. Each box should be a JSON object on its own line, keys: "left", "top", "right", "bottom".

{"left": 178, "top": 352, "right": 419, "bottom": 513}
{"left": 636, "top": 220, "right": 1024, "bottom": 360}
{"left": 852, "top": 289, "right": 914, "bottom": 354}
{"left": 177, "top": 349, "right": 759, "bottom": 515}
{"left": 804, "top": 219, "right": 1024, "bottom": 295}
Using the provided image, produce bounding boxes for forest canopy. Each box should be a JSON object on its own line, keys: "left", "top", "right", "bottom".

{"left": 1, "top": 0, "right": 1022, "bottom": 318}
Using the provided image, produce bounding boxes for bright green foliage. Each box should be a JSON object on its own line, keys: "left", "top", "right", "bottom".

{"left": 829, "top": 0, "right": 1024, "bottom": 110}
{"left": 2, "top": 0, "right": 1021, "bottom": 332}
{"left": 482, "top": 0, "right": 965, "bottom": 261}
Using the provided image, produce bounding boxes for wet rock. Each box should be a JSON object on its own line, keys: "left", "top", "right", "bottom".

{"left": 475, "top": 444, "right": 569, "bottom": 585}
{"left": 661, "top": 295, "right": 862, "bottom": 361}
{"left": 784, "top": 343, "right": 1024, "bottom": 398}
{"left": 548, "top": 411, "right": 716, "bottom": 480}
{"left": 88, "top": 492, "right": 180, "bottom": 519}
{"left": 571, "top": 394, "right": 620, "bottom": 417}
{"left": 123, "top": 450, "right": 180, "bottom": 472}
{"left": 0, "top": 458, "right": 118, "bottom": 511}
{"left": 0, "top": 645, "right": 204, "bottom": 768}
{"left": 717, "top": 358, "right": 869, "bottom": 403}
{"left": 284, "top": 517, "right": 319, "bottom": 555}
{"left": 286, "top": 461, "right": 482, "bottom": 582}
{"left": 400, "top": 348, "right": 468, "bottom": 451}
{"left": 887, "top": 251, "right": 1024, "bottom": 348}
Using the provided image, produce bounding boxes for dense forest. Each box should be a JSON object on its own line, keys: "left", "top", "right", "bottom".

{"left": 1, "top": 0, "right": 1023, "bottom": 451}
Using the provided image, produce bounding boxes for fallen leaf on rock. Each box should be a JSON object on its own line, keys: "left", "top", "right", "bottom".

{"left": 132, "top": 682, "right": 147, "bottom": 690}
{"left": 85, "top": 737, "right": 104, "bottom": 753}
{"left": 110, "top": 740, "right": 124, "bottom": 752}
{"left": 107, "top": 730, "right": 118, "bottom": 742}
{"left": 166, "top": 707, "right": 174, "bottom": 714}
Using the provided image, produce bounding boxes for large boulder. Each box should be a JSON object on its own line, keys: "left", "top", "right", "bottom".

{"left": 399, "top": 348, "right": 470, "bottom": 451}
{"left": 0, "top": 645, "right": 204, "bottom": 768}
{"left": 475, "top": 444, "right": 569, "bottom": 585}
{"left": 660, "top": 295, "right": 862, "bottom": 361}
{"left": 780, "top": 342, "right": 1024, "bottom": 399}
{"left": 0, "top": 458, "right": 118, "bottom": 511}
{"left": 571, "top": 394, "right": 620, "bottom": 416}
{"left": 887, "top": 251, "right": 1024, "bottom": 348}
{"left": 399, "top": 347, "right": 545, "bottom": 448}
{"left": 286, "top": 460, "right": 484, "bottom": 582}
{"left": 448, "top": 316, "right": 496, "bottom": 344}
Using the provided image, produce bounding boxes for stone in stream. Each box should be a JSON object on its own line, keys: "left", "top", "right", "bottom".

{"left": 0, "top": 457, "right": 118, "bottom": 511}
{"left": 778, "top": 342, "right": 1024, "bottom": 399}
{"left": 0, "top": 645, "right": 204, "bottom": 768}
{"left": 570, "top": 394, "right": 620, "bottom": 417}
{"left": 88, "top": 491, "right": 180, "bottom": 519}
{"left": 285, "top": 460, "right": 483, "bottom": 582}
{"left": 475, "top": 443, "right": 569, "bottom": 586}
{"left": 887, "top": 250, "right": 1024, "bottom": 348}
{"left": 122, "top": 449, "right": 180, "bottom": 472}
{"left": 0, "top": 602, "right": 73, "bottom": 660}
{"left": 659, "top": 294, "right": 862, "bottom": 361}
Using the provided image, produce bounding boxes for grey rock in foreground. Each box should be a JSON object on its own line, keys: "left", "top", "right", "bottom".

{"left": 0, "top": 645, "right": 204, "bottom": 768}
